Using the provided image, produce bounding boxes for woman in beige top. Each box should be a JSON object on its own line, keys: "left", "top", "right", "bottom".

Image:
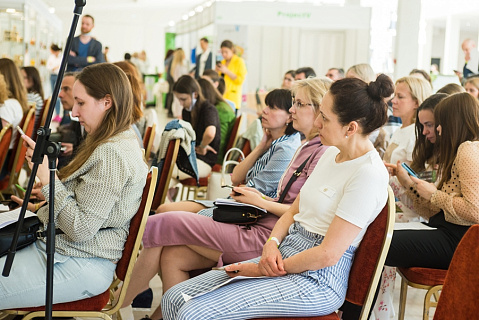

{"left": 385, "top": 92, "right": 479, "bottom": 270}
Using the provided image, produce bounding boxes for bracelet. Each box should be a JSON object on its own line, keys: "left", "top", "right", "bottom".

{"left": 267, "top": 236, "right": 280, "bottom": 247}
{"left": 34, "top": 202, "right": 41, "bottom": 212}
{"left": 261, "top": 193, "right": 266, "bottom": 200}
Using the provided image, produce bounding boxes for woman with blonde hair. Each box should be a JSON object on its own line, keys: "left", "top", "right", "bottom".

{"left": 0, "top": 58, "right": 28, "bottom": 151}
{"left": 0, "top": 63, "right": 148, "bottom": 308}
{"left": 113, "top": 60, "right": 144, "bottom": 146}
{"left": 169, "top": 49, "right": 189, "bottom": 118}
{"left": 120, "top": 78, "right": 331, "bottom": 320}
{"left": 386, "top": 92, "right": 479, "bottom": 275}
{"left": 162, "top": 75, "right": 393, "bottom": 320}
{"left": 346, "top": 63, "right": 376, "bottom": 83}
{"left": 383, "top": 76, "right": 432, "bottom": 165}
{"left": 464, "top": 77, "right": 479, "bottom": 99}
{"left": 170, "top": 48, "right": 187, "bottom": 82}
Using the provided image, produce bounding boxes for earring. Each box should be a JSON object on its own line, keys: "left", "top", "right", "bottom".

{"left": 345, "top": 135, "right": 348, "bottom": 139}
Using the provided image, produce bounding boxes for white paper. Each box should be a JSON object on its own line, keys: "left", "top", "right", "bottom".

{"left": 0, "top": 204, "right": 10, "bottom": 212}
{"left": 214, "top": 198, "right": 267, "bottom": 213}
{"left": 394, "top": 221, "right": 436, "bottom": 231}
{"left": 0, "top": 208, "right": 36, "bottom": 229}
{"left": 182, "top": 275, "right": 269, "bottom": 302}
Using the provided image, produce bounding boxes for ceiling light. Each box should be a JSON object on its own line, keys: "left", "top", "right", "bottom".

{"left": 182, "top": 14, "right": 188, "bottom": 20}
{"left": 6, "top": 8, "right": 15, "bottom": 13}
{"left": 195, "top": 6, "right": 203, "bottom": 12}
{"left": 168, "top": 21, "right": 175, "bottom": 26}
{"left": 189, "top": 10, "right": 195, "bottom": 17}
{"left": 205, "top": 1, "right": 213, "bottom": 7}
{"left": 49, "top": 7, "right": 55, "bottom": 14}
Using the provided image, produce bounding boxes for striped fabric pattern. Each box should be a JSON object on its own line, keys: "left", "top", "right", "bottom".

{"left": 246, "top": 132, "right": 301, "bottom": 198}
{"left": 162, "top": 222, "right": 356, "bottom": 320}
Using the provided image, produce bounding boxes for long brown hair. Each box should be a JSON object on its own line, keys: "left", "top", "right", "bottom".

{"left": 172, "top": 75, "right": 206, "bottom": 130}
{"left": 197, "top": 78, "right": 226, "bottom": 106}
{"left": 113, "top": 61, "right": 143, "bottom": 122}
{"left": 0, "top": 74, "right": 8, "bottom": 104}
{"left": 21, "top": 66, "right": 45, "bottom": 100}
{"left": 435, "top": 93, "right": 479, "bottom": 188}
{"left": 59, "top": 63, "right": 134, "bottom": 179}
{"left": 0, "top": 58, "right": 29, "bottom": 112}
{"left": 410, "top": 93, "right": 448, "bottom": 173}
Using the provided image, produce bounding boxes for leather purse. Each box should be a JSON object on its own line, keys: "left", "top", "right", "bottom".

{"left": 212, "top": 154, "right": 313, "bottom": 227}
{"left": 213, "top": 202, "right": 265, "bottom": 226}
{"left": 0, "top": 216, "right": 42, "bottom": 258}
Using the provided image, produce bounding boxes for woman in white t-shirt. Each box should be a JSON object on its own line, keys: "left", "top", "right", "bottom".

{"left": 161, "top": 75, "right": 394, "bottom": 320}
{"left": 383, "top": 76, "right": 432, "bottom": 165}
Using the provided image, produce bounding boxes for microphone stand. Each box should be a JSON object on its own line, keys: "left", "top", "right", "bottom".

{"left": 2, "top": 1, "right": 86, "bottom": 319}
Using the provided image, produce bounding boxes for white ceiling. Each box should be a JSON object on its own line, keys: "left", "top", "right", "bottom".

{"left": 44, "top": 0, "right": 207, "bottom": 26}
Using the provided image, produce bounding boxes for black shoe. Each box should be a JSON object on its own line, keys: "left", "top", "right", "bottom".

{"left": 132, "top": 288, "right": 153, "bottom": 309}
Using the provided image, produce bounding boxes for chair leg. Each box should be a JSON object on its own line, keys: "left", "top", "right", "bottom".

{"left": 424, "top": 285, "right": 442, "bottom": 320}
{"left": 398, "top": 277, "right": 408, "bottom": 320}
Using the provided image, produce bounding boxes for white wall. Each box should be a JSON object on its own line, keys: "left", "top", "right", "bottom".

{"left": 430, "top": 27, "right": 478, "bottom": 74}
{"left": 54, "top": 7, "right": 165, "bottom": 73}
{"left": 173, "top": 2, "right": 372, "bottom": 92}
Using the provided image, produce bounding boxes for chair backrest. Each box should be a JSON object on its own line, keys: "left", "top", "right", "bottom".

{"left": 433, "top": 224, "right": 479, "bottom": 319}
{"left": 116, "top": 166, "right": 158, "bottom": 281}
{"left": 3, "top": 107, "right": 35, "bottom": 183}
{"left": 11, "top": 107, "right": 36, "bottom": 174}
{"left": 225, "top": 115, "right": 243, "bottom": 153}
{"left": 151, "top": 139, "right": 180, "bottom": 209}
{"left": 142, "top": 124, "right": 156, "bottom": 161}
{"left": 0, "top": 124, "right": 12, "bottom": 171}
{"left": 344, "top": 186, "right": 395, "bottom": 319}
{"left": 40, "top": 97, "right": 52, "bottom": 127}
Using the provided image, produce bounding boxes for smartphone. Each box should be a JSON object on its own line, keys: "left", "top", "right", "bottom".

{"left": 401, "top": 163, "right": 418, "bottom": 178}
{"left": 212, "top": 266, "right": 239, "bottom": 273}
{"left": 16, "top": 125, "right": 26, "bottom": 136}
{"left": 221, "top": 185, "right": 241, "bottom": 196}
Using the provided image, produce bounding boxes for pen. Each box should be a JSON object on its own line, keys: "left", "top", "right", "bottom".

{"left": 16, "top": 125, "right": 26, "bottom": 136}
{"left": 212, "top": 266, "right": 240, "bottom": 273}
{"left": 15, "top": 184, "right": 26, "bottom": 192}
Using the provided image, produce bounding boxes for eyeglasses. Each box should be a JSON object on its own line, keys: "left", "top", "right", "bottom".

{"left": 292, "top": 99, "right": 313, "bottom": 109}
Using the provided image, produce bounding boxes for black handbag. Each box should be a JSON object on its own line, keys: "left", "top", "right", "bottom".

{"left": 212, "top": 154, "right": 313, "bottom": 226}
{"left": 213, "top": 202, "right": 265, "bottom": 225}
{"left": 0, "top": 216, "right": 42, "bottom": 258}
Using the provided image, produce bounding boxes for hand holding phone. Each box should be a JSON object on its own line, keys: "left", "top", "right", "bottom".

{"left": 222, "top": 185, "right": 241, "bottom": 196}
{"left": 16, "top": 125, "right": 26, "bottom": 136}
{"left": 401, "top": 163, "right": 418, "bottom": 178}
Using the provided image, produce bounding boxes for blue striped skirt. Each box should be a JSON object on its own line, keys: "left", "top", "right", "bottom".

{"left": 162, "top": 222, "right": 356, "bottom": 320}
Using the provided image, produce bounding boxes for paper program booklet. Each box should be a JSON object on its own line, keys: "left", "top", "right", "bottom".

{"left": 0, "top": 208, "right": 36, "bottom": 229}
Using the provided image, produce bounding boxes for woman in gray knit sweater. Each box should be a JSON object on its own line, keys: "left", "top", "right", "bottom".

{"left": 0, "top": 63, "right": 148, "bottom": 308}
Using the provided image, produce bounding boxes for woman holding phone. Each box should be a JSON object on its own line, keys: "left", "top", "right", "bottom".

{"left": 387, "top": 93, "right": 448, "bottom": 221}
{"left": 216, "top": 40, "right": 247, "bottom": 112}
{"left": 386, "top": 92, "right": 479, "bottom": 273}
{"left": 120, "top": 79, "right": 331, "bottom": 320}
{"left": 0, "top": 63, "right": 148, "bottom": 308}
{"left": 161, "top": 75, "right": 393, "bottom": 320}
